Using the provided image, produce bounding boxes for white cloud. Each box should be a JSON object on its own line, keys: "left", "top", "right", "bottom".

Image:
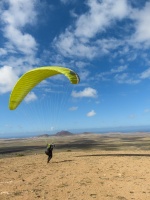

{"left": 54, "top": 0, "right": 129, "bottom": 59}
{"left": 111, "top": 65, "right": 127, "bottom": 73}
{"left": 0, "top": 48, "right": 7, "bottom": 56}
{"left": 1, "top": 0, "right": 38, "bottom": 55}
{"left": 24, "top": 91, "right": 37, "bottom": 103}
{"left": 69, "top": 106, "right": 78, "bottom": 111}
{"left": 75, "top": 0, "right": 129, "bottom": 39}
{"left": 98, "top": 65, "right": 127, "bottom": 81}
{"left": 131, "top": 2, "right": 150, "bottom": 45}
{"left": 1, "top": 55, "right": 39, "bottom": 75}
{"left": 96, "top": 38, "right": 124, "bottom": 55}
{"left": 99, "top": 65, "right": 150, "bottom": 84}
{"left": 1, "top": 0, "right": 37, "bottom": 27}
{"left": 54, "top": 30, "right": 97, "bottom": 59}
{"left": 0, "top": 65, "right": 18, "bottom": 94}
{"left": 140, "top": 68, "right": 150, "bottom": 79}
{"left": 115, "top": 73, "right": 140, "bottom": 84}
{"left": 50, "top": 126, "right": 54, "bottom": 131}
{"left": 87, "top": 110, "right": 96, "bottom": 117}
{"left": 4, "top": 26, "right": 37, "bottom": 55}
{"left": 54, "top": 0, "right": 150, "bottom": 60}
{"left": 75, "top": 61, "right": 89, "bottom": 68}
{"left": 79, "top": 70, "right": 90, "bottom": 81}
{"left": 72, "top": 87, "right": 97, "bottom": 98}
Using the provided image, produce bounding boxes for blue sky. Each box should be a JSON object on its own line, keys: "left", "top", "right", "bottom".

{"left": 1, "top": 0, "right": 150, "bottom": 137}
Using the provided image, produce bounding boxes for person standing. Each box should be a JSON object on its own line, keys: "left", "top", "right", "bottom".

{"left": 45, "top": 143, "right": 55, "bottom": 163}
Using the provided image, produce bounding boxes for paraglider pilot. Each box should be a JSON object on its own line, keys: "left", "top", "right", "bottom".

{"left": 45, "top": 144, "right": 55, "bottom": 163}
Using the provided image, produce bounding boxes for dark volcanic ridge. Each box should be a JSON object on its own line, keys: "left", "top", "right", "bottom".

{"left": 55, "top": 130, "right": 73, "bottom": 136}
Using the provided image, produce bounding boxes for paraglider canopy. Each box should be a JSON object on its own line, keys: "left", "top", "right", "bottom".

{"left": 9, "top": 66, "right": 80, "bottom": 110}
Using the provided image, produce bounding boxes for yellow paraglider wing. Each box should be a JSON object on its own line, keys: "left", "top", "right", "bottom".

{"left": 9, "top": 66, "right": 80, "bottom": 110}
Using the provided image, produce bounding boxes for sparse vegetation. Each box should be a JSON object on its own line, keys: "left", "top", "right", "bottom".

{"left": 16, "top": 153, "right": 25, "bottom": 157}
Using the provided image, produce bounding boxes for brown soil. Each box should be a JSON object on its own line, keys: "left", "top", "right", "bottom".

{"left": 0, "top": 133, "right": 150, "bottom": 200}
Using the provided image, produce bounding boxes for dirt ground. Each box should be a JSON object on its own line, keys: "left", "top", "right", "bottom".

{"left": 0, "top": 133, "right": 150, "bottom": 200}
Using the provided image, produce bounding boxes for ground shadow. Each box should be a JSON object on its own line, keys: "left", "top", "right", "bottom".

{"left": 56, "top": 141, "right": 150, "bottom": 151}
{"left": 0, "top": 145, "right": 45, "bottom": 154}
{"left": 0, "top": 136, "right": 150, "bottom": 157}
{"left": 52, "top": 159, "right": 74, "bottom": 163}
{"left": 75, "top": 153, "right": 150, "bottom": 157}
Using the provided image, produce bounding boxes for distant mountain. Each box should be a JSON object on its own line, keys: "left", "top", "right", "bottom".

{"left": 55, "top": 130, "right": 73, "bottom": 136}
{"left": 37, "top": 134, "right": 50, "bottom": 137}
{"left": 82, "top": 132, "right": 93, "bottom": 135}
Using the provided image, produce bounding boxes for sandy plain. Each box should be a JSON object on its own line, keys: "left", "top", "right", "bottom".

{"left": 0, "top": 133, "right": 150, "bottom": 200}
